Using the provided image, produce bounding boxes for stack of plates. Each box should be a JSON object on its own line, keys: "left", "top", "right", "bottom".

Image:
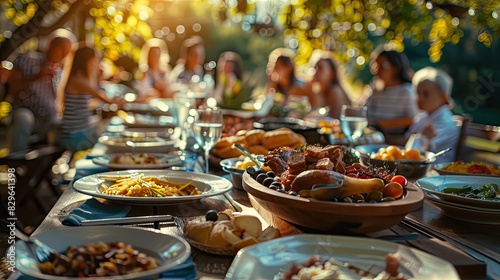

{"left": 415, "top": 175, "right": 500, "bottom": 224}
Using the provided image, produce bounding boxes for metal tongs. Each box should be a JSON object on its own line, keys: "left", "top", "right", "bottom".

{"left": 233, "top": 143, "right": 264, "bottom": 168}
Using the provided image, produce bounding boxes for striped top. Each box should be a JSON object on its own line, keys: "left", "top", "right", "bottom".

{"left": 62, "top": 92, "right": 93, "bottom": 133}
{"left": 364, "top": 83, "right": 418, "bottom": 123}
{"left": 11, "top": 51, "right": 58, "bottom": 118}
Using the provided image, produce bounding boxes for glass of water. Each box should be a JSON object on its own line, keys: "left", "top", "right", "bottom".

{"left": 193, "top": 107, "right": 223, "bottom": 173}
{"left": 172, "top": 93, "right": 195, "bottom": 150}
{"left": 340, "top": 105, "right": 368, "bottom": 147}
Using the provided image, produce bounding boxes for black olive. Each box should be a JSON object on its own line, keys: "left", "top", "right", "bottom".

{"left": 205, "top": 210, "right": 218, "bottom": 222}
{"left": 263, "top": 177, "right": 274, "bottom": 187}
{"left": 269, "top": 185, "right": 278, "bottom": 190}
{"left": 246, "top": 166, "right": 257, "bottom": 177}
{"left": 266, "top": 171, "right": 276, "bottom": 178}
{"left": 256, "top": 173, "right": 268, "bottom": 184}
{"left": 255, "top": 168, "right": 267, "bottom": 177}
{"left": 343, "top": 197, "right": 354, "bottom": 203}
{"left": 288, "top": 191, "right": 298, "bottom": 196}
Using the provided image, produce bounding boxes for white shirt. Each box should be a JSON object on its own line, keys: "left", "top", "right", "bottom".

{"left": 405, "top": 105, "right": 459, "bottom": 163}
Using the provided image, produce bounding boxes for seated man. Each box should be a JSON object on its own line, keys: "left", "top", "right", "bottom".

{"left": 5, "top": 35, "right": 72, "bottom": 153}
{"left": 404, "top": 67, "right": 459, "bottom": 163}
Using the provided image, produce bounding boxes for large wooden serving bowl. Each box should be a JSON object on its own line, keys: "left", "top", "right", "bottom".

{"left": 242, "top": 172, "right": 424, "bottom": 234}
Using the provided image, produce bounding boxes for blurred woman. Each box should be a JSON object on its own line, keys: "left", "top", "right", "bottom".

{"left": 61, "top": 45, "right": 122, "bottom": 151}
{"left": 169, "top": 36, "right": 205, "bottom": 87}
{"left": 304, "top": 51, "right": 351, "bottom": 118}
{"left": 213, "top": 51, "right": 243, "bottom": 109}
{"left": 361, "top": 47, "right": 418, "bottom": 130}
{"left": 136, "top": 38, "right": 172, "bottom": 99}
{"left": 266, "top": 48, "right": 304, "bottom": 98}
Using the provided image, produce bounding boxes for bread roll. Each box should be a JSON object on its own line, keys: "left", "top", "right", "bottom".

{"left": 247, "top": 145, "right": 268, "bottom": 156}
{"left": 184, "top": 221, "right": 214, "bottom": 244}
{"left": 245, "top": 129, "right": 265, "bottom": 146}
{"left": 207, "top": 220, "right": 233, "bottom": 246}
{"left": 262, "top": 128, "right": 299, "bottom": 149}
{"left": 212, "top": 145, "right": 243, "bottom": 159}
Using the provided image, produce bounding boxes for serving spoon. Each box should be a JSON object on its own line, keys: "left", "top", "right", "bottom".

{"left": 233, "top": 143, "right": 264, "bottom": 168}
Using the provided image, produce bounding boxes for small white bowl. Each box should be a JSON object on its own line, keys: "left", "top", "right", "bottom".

{"left": 220, "top": 158, "right": 246, "bottom": 190}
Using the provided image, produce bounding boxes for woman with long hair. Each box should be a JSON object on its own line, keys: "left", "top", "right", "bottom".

{"left": 304, "top": 50, "right": 351, "bottom": 118}
{"left": 61, "top": 45, "right": 121, "bottom": 151}
{"left": 362, "top": 47, "right": 418, "bottom": 130}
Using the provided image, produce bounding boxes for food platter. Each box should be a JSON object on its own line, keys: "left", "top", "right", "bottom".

{"left": 242, "top": 172, "right": 424, "bottom": 234}
{"left": 225, "top": 234, "right": 459, "bottom": 280}
{"left": 73, "top": 170, "right": 233, "bottom": 205}
{"left": 91, "top": 153, "right": 182, "bottom": 170}
{"left": 433, "top": 162, "right": 500, "bottom": 177}
{"left": 98, "top": 135, "right": 177, "bottom": 153}
{"left": 13, "top": 226, "right": 190, "bottom": 279}
{"left": 425, "top": 193, "right": 500, "bottom": 225}
{"left": 415, "top": 175, "right": 500, "bottom": 209}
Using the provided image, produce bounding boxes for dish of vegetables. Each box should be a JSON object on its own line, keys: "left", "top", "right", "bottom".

{"left": 415, "top": 175, "right": 500, "bottom": 209}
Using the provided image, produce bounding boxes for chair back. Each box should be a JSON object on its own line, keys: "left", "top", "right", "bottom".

{"left": 453, "top": 114, "right": 471, "bottom": 161}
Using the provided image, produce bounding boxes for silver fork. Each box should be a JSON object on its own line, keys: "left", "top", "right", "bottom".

{"left": 15, "top": 229, "right": 61, "bottom": 263}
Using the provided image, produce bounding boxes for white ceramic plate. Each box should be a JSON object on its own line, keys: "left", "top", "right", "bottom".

{"left": 14, "top": 226, "right": 190, "bottom": 279}
{"left": 98, "top": 135, "right": 177, "bottom": 153}
{"left": 415, "top": 175, "right": 500, "bottom": 209}
{"left": 91, "top": 153, "right": 183, "bottom": 170}
{"left": 225, "top": 234, "right": 459, "bottom": 280}
{"left": 433, "top": 162, "right": 500, "bottom": 177}
{"left": 73, "top": 170, "right": 233, "bottom": 205}
{"left": 425, "top": 194, "right": 500, "bottom": 225}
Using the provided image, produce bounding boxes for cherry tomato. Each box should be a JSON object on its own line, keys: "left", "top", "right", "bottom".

{"left": 390, "top": 175, "right": 408, "bottom": 187}
{"left": 383, "top": 182, "right": 404, "bottom": 199}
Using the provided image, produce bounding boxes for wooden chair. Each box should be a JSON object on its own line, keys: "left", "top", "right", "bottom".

{"left": 0, "top": 145, "right": 65, "bottom": 217}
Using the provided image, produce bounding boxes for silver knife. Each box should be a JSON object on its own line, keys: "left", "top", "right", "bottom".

{"left": 81, "top": 215, "right": 173, "bottom": 226}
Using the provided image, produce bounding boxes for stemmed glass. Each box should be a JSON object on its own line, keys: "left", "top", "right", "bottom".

{"left": 340, "top": 105, "right": 368, "bottom": 147}
{"left": 172, "top": 93, "right": 195, "bottom": 150}
{"left": 192, "top": 107, "right": 223, "bottom": 173}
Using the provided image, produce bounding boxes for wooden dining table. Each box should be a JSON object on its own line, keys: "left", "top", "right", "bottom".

{"left": 20, "top": 124, "right": 500, "bottom": 280}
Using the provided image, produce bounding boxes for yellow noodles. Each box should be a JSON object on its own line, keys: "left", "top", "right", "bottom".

{"left": 101, "top": 175, "right": 202, "bottom": 197}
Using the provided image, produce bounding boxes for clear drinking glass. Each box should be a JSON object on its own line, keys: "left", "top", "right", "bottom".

{"left": 172, "top": 93, "right": 195, "bottom": 150}
{"left": 192, "top": 107, "right": 223, "bottom": 173}
{"left": 340, "top": 105, "right": 368, "bottom": 146}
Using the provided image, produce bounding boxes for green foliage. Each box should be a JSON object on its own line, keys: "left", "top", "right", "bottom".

{"left": 208, "top": 0, "right": 499, "bottom": 67}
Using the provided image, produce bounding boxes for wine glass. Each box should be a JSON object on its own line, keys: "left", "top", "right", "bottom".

{"left": 340, "top": 105, "right": 368, "bottom": 147}
{"left": 172, "top": 93, "right": 195, "bottom": 150}
{"left": 193, "top": 107, "right": 223, "bottom": 173}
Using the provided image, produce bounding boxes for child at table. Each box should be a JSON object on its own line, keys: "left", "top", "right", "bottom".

{"left": 404, "top": 67, "right": 459, "bottom": 163}
{"left": 61, "top": 45, "right": 123, "bottom": 152}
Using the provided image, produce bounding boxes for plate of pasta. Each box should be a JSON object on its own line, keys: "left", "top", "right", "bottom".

{"left": 434, "top": 161, "right": 500, "bottom": 177}
{"left": 73, "top": 170, "right": 233, "bottom": 205}
{"left": 92, "top": 153, "right": 183, "bottom": 170}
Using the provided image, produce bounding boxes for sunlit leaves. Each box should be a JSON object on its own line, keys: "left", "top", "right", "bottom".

{"left": 207, "top": 0, "right": 499, "bottom": 66}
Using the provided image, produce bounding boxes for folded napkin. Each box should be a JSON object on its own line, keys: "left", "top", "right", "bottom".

{"left": 13, "top": 257, "right": 197, "bottom": 280}
{"left": 160, "top": 256, "right": 198, "bottom": 279}
{"left": 62, "top": 198, "right": 131, "bottom": 226}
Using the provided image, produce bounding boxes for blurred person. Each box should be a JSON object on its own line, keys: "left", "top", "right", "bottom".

{"left": 304, "top": 50, "right": 351, "bottom": 118}
{"left": 5, "top": 35, "right": 72, "bottom": 153}
{"left": 361, "top": 47, "right": 418, "bottom": 130}
{"left": 135, "top": 38, "right": 173, "bottom": 99}
{"left": 404, "top": 67, "right": 459, "bottom": 163}
{"left": 60, "top": 46, "right": 123, "bottom": 152}
{"left": 213, "top": 51, "right": 244, "bottom": 109}
{"left": 266, "top": 48, "right": 304, "bottom": 98}
{"left": 169, "top": 36, "right": 205, "bottom": 87}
